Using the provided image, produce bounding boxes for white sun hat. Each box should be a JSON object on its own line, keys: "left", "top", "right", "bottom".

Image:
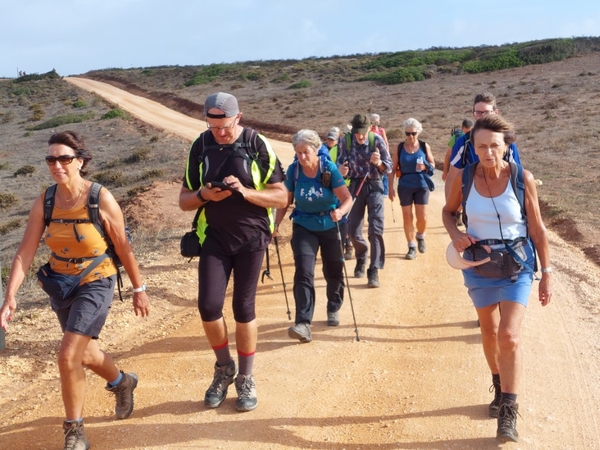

{"left": 446, "top": 242, "right": 491, "bottom": 270}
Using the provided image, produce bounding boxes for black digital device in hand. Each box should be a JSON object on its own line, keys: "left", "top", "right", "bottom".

{"left": 209, "top": 181, "right": 243, "bottom": 198}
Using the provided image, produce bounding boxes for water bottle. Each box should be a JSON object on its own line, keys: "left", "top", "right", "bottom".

{"left": 416, "top": 156, "right": 423, "bottom": 172}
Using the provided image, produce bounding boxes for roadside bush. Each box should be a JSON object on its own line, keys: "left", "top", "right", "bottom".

{"left": 184, "top": 64, "right": 227, "bottom": 86}
{"left": 138, "top": 169, "right": 164, "bottom": 181}
{"left": 359, "top": 67, "right": 426, "bottom": 85}
{"left": 72, "top": 98, "right": 87, "bottom": 108}
{"left": 0, "top": 219, "right": 23, "bottom": 235}
{"left": 0, "top": 192, "right": 19, "bottom": 209}
{"left": 101, "top": 109, "right": 131, "bottom": 120}
{"left": 14, "top": 165, "right": 37, "bottom": 177}
{"left": 92, "top": 170, "right": 129, "bottom": 187}
{"left": 124, "top": 147, "right": 151, "bottom": 163}
{"left": 26, "top": 111, "right": 95, "bottom": 131}
{"left": 288, "top": 80, "right": 312, "bottom": 89}
{"left": 28, "top": 104, "right": 45, "bottom": 121}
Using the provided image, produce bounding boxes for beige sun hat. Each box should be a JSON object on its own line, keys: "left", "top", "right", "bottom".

{"left": 446, "top": 242, "right": 491, "bottom": 270}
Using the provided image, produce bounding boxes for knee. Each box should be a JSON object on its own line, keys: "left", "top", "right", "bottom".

{"left": 57, "top": 347, "right": 80, "bottom": 370}
{"left": 497, "top": 328, "right": 520, "bottom": 352}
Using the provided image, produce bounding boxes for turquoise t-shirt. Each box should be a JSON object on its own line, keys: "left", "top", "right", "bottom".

{"left": 284, "top": 159, "right": 346, "bottom": 232}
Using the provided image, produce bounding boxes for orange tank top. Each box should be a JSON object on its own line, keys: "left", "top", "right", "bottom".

{"left": 45, "top": 203, "right": 117, "bottom": 284}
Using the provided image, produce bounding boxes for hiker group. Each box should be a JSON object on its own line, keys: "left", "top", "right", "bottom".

{"left": 0, "top": 90, "right": 551, "bottom": 449}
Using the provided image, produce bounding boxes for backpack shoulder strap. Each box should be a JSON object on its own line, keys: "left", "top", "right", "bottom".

{"left": 461, "top": 162, "right": 478, "bottom": 226}
{"left": 368, "top": 131, "right": 375, "bottom": 151}
{"left": 509, "top": 161, "right": 526, "bottom": 219}
{"left": 345, "top": 133, "right": 352, "bottom": 153}
{"left": 418, "top": 140, "right": 427, "bottom": 152}
{"left": 43, "top": 184, "right": 58, "bottom": 226}
{"left": 87, "top": 182, "right": 105, "bottom": 237}
{"left": 461, "top": 131, "right": 472, "bottom": 167}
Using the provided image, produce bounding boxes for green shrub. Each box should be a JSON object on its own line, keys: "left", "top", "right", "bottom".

{"left": 138, "top": 169, "right": 164, "bottom": 181}
{"left": 517, "top": 39, "right": 574, "bottom": 65}
{"left": 149, "top": 136, "right": 159, "bottom": 143}
{"left": 23, "top": 131, "right": 33, "bottom": 137}
{"left": 0, "top": 219, "right": 22, "bottom": 235}
{"left": 288, "top": 79, "right": 312, "bottom": 89}
{"left": 184, "top": 64, "right": 227, "bottom": 86}
{"left": 92, "top": 170, "right": 128, "bottom": 187}
{"left": 271, "top": 74, "right": 291, "bottom": 83}
{"left": 26, "top": 111, "right": 95, "bottom": 131}
{"left": 359, "top": 67, "right": 426, "bottom": 85}
{"left": 101, "top": 109, "right": 131, "bottom": 120}
{"left": 29, "top": 104, "right": 45, "bottom": 121}
{"left": 14, "top": 165, "right": 36, "bottom": 177}
{"left": 15, "top": 69, "right": 60, "bottom": 83}
{"left": 0, "top": 192, "right": 19, "bottom": 209}
{"left": 0, "top": 162, "right": 9, "bottom": 170}
{"left": 72, "top": 99, "right": 87, "bottom": 108}
{"left": 11, "top": 87, "right": 31, "bottom": 97}
{"left": 124, "top": 147, "right": 151, "bottom": 163}
{"left": 463, "top": 49, "right": 523, "bottom": 73}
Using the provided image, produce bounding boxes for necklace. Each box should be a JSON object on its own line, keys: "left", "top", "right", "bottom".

{"left": 403, "top": 142, "right": 419, "bottom": 153}
{"left": 56, "top": 183, "right": 84, "bottom": 210}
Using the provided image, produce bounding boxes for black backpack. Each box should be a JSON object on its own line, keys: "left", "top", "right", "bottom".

{"left": 43, "top": 182, "right": 128, "bottom": 300}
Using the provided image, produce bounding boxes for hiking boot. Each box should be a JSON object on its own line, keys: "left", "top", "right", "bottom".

{"left": 63, "top": 420, "right": 90, "bottom": 450}
{"left": 288, "top": 322, "right": 312, "bottom": 342}
{"left": 496, "top": 402, "right": 520, "bottom": 443}
{"left": 489, "top": 380, "right": 501, "bottom": 418}
{"left": 417, "top": 237, "right": 426, "bottom": 253}
{"left": 105, "top": 371, "right": 138, "bottom": 420}
{"left": 327, "top": 311, "right": 340, "bottom": 327}
{"left": 204, "top": 360, "right": 236, "bottom": 408}
{"left": 405, "top": 247, "right": 417, "bottom": 260}
{"left": 354, "top": 258, "right": 366, "bottom": 278}
{"left": 344, "top": 243, "right": 353, "bottom": 260}
{"left": 235, "top": 374, "right": 258, "bottom": 412}
{"left": 367, "top": 268, "right": 380, "bottom": 288}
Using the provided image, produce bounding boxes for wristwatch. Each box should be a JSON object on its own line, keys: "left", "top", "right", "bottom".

{"left": 132, "top": 284, "right": 147, "bottom": 293}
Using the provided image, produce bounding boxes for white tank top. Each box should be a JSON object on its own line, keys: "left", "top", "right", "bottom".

{"left": 465, "top": 180, "right": 527, "bottom": 244}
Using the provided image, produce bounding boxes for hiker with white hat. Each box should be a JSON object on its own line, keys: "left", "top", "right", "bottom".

{"left": 442, "top": 114, "right": 552, "bottom": 444}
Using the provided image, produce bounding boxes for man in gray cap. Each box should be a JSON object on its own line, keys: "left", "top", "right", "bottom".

{"left": 179, "top": 92, "right": 287, "bottom": 412}
{"left": 337, "top": 114, "right": 392, "bottom": 288}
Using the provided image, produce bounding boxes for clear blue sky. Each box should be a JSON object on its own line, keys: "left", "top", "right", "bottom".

{"left": 2, "top": 0, "right": 599, "bottom": 78}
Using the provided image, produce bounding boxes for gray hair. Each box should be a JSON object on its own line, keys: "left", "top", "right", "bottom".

{"left": 292, "top": 129, "right": 321, "bottom": 151}
{"left": 370, "top": 113, "right": 380, "bottom": 122}
{"left": 329, "top": 126, "right": 340, "bottom": 135}
{"left": 403, "top": 117, "right": 423, "bottom": 133}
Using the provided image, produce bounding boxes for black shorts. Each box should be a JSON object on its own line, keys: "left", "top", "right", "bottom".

{"left": 53, "top": 276, "right": 116, "bottom": 339}
{"left": 398, "top": 186, "right": 430, "bottom": 206}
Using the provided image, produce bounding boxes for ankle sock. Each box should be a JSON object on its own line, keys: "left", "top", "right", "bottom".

{"left": 108, "top": 372, "right": 123, "bottom": 387}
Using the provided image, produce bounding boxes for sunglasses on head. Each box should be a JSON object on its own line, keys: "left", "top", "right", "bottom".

{"left": 405, "top": 132, "right": 418, "bottom": 136}
{"left": 45, "top": 155, "right": 77, "bottom": 165}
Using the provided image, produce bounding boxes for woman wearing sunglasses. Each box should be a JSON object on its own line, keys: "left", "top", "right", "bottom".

{"left": 388, "top": 118, "right": 435, "bottom": 260}
{"left": 0, "top": 130, "right": 149, "bottom": 450}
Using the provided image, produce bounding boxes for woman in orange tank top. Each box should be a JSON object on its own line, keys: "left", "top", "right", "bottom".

{"left": 0, "top": 131, "right": 150, "bottom": 450}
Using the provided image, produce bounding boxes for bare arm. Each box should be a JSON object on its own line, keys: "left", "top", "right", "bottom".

{"left": 331, "top": 184, "right": 353, "bottom": 222}
{"left": 523, "top": 170, "right": 552, "bottom": 306}
{"left": 1, "top": 195, "right": 45, "bottom": 329}
{"left": 387, "top": 146, "right": 398, "bottom": 201}
{"left": 274, "top": 191, "right": 294, "bottom": 237}
{"left": 442, "top": 168, "right": 474, "bottom": 250}
{"left": 442, "top": 147, "right": 452, "bottom": 181}
{"left": 99, "top": 189, "right": 149, "bottom": 317}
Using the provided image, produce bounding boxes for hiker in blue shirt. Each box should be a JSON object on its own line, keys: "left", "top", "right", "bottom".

{"left": 337, "top": 114, "right": 392, "bottom": 288}
{"left": 275, "top": 129, "right": 352, "bottom": 342}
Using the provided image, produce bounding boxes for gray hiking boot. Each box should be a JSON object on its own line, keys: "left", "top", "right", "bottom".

{"left": 235, "top": 374, "right": 258, "bottom": 412}
{"left": 63, "top": 420, "right": 90, "bottom": 450}
{"left": 489, "top": 380, "right": 501, "bottom": 418}
{"left": 417, "top": 237, "right": 426, "bottom": 253}
{"left": 497, "top": 402, "right": 520, "bottom": 443}
{"left": 105, "top": 371, "right": 138, "bottom": 420}
{"left": 344, "top": 243, "right": 353, "bottom": 260}
{"left": 354, "top": 258, "right": 366, "bottom": 278}
{"left": 204, "top": 360, "right": 236, "bottom": 408}
{"left": 405, "top": 247, "right": 417, "bottom": 260}
{"left": 288, "top": 322, "right": 312, "bottom": 342}
{"left": 327, "top": 311, "right": 340, "bottom": 327}
{"left": 367, "top": 268, "right": 380, "bottom": 288}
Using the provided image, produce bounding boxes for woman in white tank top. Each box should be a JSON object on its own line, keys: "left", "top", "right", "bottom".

{"left": 442, "top": 115, "right": 552, "bottom": 444}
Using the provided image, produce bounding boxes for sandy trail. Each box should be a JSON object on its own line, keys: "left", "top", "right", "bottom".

{"left": 0, "top": 78, "right": 598, "bottom": 449}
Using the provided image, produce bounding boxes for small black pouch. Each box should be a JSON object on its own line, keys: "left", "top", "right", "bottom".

{"left": 466, "top": 242, "right": 523, "bottom": 280}
{"left": 180, "top": 230, "right": 202, "bottom": 258}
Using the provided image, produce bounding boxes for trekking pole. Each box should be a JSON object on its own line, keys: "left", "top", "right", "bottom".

{"left": 345, "top": 174, "right": 368, "bottom": 218}
{"left": 390, "top": 199, "right": 396, "bottom": 223}
{"left": 335, "top": 221, "right": 360, "bottom": 341}
{"left": 261, "top": 245, "right": 273, "bottom": 283}
{"left": 273, "top": 236, "right": 291, "bottom": 320}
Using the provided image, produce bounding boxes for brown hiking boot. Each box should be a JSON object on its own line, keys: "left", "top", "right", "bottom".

{"left": 105, "top": 371, "right": 138, "bottom": 419}
{"left": 63, "top": 420, "right": 90, "bottom": 450}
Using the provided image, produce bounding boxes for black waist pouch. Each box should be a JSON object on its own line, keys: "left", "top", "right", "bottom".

{"left": 466, "top": 240, "right": 525, "bottom": 280}
{"left": 180, "top": 231, "right": 202, "bottom": 258}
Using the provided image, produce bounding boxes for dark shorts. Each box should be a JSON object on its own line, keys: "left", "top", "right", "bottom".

{"left": 53, "top": 276, "right": 116, "bottom": 339}
{"left": 398, "top": 186, "right": 430, "bottom": 206}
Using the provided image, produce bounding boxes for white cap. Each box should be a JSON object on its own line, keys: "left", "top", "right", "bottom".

{"left": 446, "top": 242, "right": 491, "bottom": 270}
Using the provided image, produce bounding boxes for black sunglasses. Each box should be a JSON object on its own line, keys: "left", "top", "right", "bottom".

{"left": 405, "top": 132, "right": 418, "bottom": 136}
{"left": 45, "top": 155, "right": 77, "bottom": 165}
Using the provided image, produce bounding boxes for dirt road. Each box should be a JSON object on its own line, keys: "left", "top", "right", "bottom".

{"left": 1, "top": 78, "right": 599, "bottom": 449}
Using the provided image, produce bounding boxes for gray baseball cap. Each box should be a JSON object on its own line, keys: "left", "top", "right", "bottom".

{"left": 204, "top": 92, "right": 239, "bottom": 118}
